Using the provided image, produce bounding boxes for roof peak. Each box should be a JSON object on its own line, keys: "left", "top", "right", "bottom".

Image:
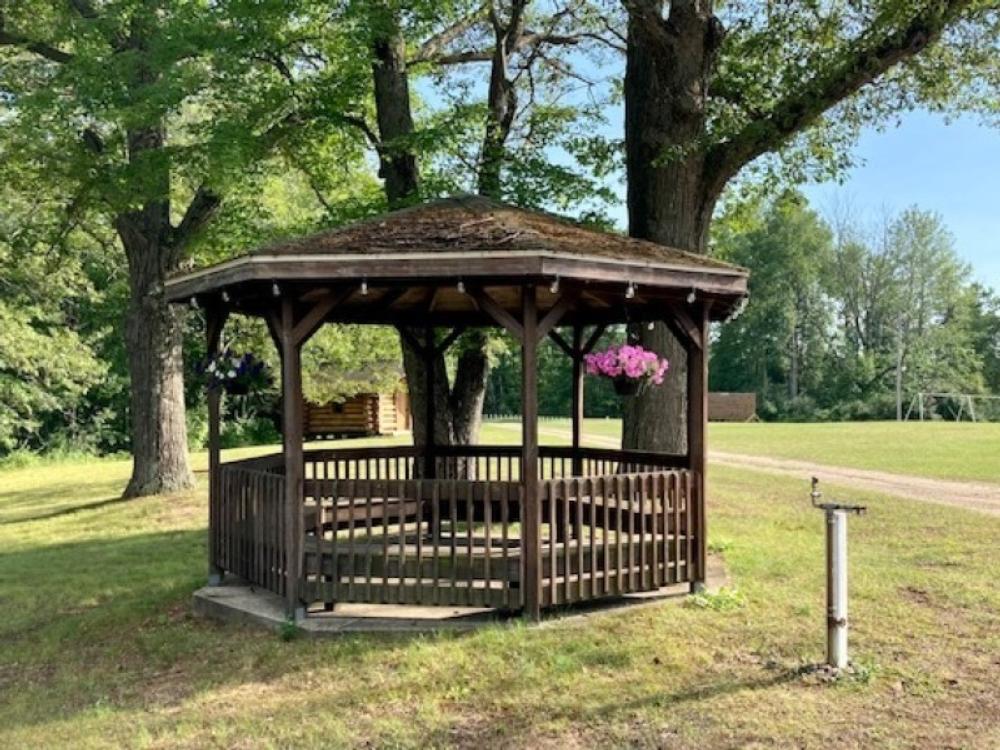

{"left": 170, "top": 193, "right": 746, "bottom": 293}
{"left": 244, "top": 193, "right": 742, "bottom": 270}
{"left": 310, "top": 193, "right": 581, "bottom": 236}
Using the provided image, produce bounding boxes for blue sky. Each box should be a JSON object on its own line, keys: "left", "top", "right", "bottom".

{"left": 802, "top": 112, "right": 1000, "bottom": 290}
{"left": 595, "top": 111, "right": 999, "bottom": 289}
{"left": 583, "top": 106, "right": 998, "bottom": 290}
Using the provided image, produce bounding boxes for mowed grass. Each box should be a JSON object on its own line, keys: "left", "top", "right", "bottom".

{"left": 709, "top": 421, "right": 1000, "bottom": 483}
{"left": 491, "top": 418, "right": 1000, "bottom": 483}
{"left": 1, "top": 438, "right": 998, "bottom": 748}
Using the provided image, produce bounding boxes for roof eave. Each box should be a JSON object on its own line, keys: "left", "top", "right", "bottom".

{"left": 165, "top": 251, "right": 747, "bottom": 303}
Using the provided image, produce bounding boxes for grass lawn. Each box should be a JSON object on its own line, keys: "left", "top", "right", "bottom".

{"left": 709, "top": 421, "right": 1000, "bottom": 483}
{"left": 492, "top": 418, "right": 1000, "bottom": 484}
{"left": 1, "top": 434, "right": 998, "bottom": 748}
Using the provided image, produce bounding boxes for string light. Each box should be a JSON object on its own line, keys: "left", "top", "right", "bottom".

{"left": 457, "top": 280, "right": 466, "bottom": 294}
{"left": 272, "top": 282, "right": 281, "bottom": 297}
{"left": 647, "top": 321, "right": 655, "bottom": 330}
{"left": 729, "top": 295, "right": 749, "bottom": 321}
{"left": 625, "top": 281, "right": 636, "bottom": 299}
{"left": 221, "top": 290, "right": 230, "bottom": 303}
{"left": 686, "top": 288, "right": 696, "bottom": 304}
{"left": 549, "top": 276, "right": 560, "bottom": 294}
{"left": 360, "top": 279, "right": 368, "bottom": 296}
{"left": 189, "top": 296, "right": 198, "bottom": 309}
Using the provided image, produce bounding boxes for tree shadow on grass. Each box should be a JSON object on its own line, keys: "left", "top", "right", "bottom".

{"left": 0, "top": 528, "right": 437, "bottom": 734}
{"left": 0, "top": 478, "right": 130, "bottom": 523}
{"left": 0, "top": 525, "right": 800, "bottom": 742}
{"left": 0, "top": 494, "right": 136, "bottom": 525}
{"left": 415, "top": 666, "right": 802, "bottom": 748}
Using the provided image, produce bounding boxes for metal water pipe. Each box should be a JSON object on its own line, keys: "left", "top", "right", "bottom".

{"left": 810, "top": 477, "right": 866, "bottom": 670}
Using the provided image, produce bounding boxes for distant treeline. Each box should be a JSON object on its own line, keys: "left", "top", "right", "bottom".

{"left": 708, "top": 194, "right": 1000, "bottom": 421}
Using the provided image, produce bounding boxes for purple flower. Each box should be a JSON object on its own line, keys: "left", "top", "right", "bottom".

{"left": 198, "top": 349, "right": 271, "bottom": 393}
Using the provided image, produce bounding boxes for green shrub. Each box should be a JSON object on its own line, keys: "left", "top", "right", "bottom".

{"left": 220, "top": 416, "right": 281, "bottom": 449}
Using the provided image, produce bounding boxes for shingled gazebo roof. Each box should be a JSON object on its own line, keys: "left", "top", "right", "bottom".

{"left": 166, "top": 195, "right": 748, "bottom": 325}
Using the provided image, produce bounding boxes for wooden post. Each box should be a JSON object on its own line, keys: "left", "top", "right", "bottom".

{"left": 571, "top": 325, "right": 584, "bottom": 476}
{"left": 686, "top": 305, "right": 709, "bottom": 592}
{"left": 521, "top": 285, "right": 542, "bottom": 620}
{"left": 424, "top": 324, "right": 436, "bottom": 479}
{"left": 206, "top": 306, "right": 227, "bottom": 585}
{"left": 279, "top": 299, "right": 305, "bottom": 619}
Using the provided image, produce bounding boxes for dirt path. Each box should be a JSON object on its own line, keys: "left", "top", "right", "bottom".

{"left": 711, "top": 451, "right": 1000, "bottom": 517}
{"left": 493, "top": 423, "right": 1000, "bottom": 517}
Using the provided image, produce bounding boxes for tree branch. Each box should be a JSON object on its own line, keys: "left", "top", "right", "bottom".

{"left": 417, "top": 29, "right": 587, "bottom": 67}
{"left": 411, "top": 2, "right": 491, "bottom": 64}
{"left": 173, "top": 186, "right": 221, "bottom": 251}
{"left": 333, "top": 113, "right": 381, "bottom": 149}
{"left": 0, "top": 13, "right": 74, "bottom": 63}
{"left": 501, "top": 1, "right": 529, "bottom": 56}
{"left": 67, "top": 0, "right": 100, "bottom": 19}
{"left": 705, "top": 0, "right": 973, "bottom": 194}
{"left": 417, "top": 47, "right": 493, "bottom": 65}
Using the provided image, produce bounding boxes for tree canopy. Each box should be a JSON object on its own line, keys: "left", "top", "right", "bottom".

{"left": 1, "top": 0, "right": 999, "bottom": 467}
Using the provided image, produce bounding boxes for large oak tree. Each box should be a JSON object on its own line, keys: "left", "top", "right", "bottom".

{"left": 356, "top": 0, "right": 996, "bottom": 453}
{"left": 361, "top": 0, "right": 615, "bottom": 450}
{"left": 622, "top": 0, "right": 998, "bottom": 451}
{"left": 0, "top": 0, "right": 369, "bottom": 494}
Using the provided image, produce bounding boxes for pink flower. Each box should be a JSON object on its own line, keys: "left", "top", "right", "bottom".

{"left": 583, "top": 344, "right": 669, "bottom": 387}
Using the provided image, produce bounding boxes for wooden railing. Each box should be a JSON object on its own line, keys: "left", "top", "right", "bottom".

{"left": 538, "top": 470, "right": 696, "bottom": 607}
{"left": 212, "top": 446, "right": 700, "bottom": 615}
{"left": 249, "top": 445, "right": 686, "bottom": 482}
{"left": 543, "top": 446, "right": 689, "bottom": 478}
{"left": 304, "top": 446, "right": 420, "bottom": 482}
{"left": 214, "top": 463, "right": 288, "bottom": 597}
{"left": 300, "top": 478, "right": 522, "bottom": 609}
{"left": 433, "top": 444, "right": 687, "bottom": 481}
{"left": 434, "top": 445, "right": 520, "bottom": 480}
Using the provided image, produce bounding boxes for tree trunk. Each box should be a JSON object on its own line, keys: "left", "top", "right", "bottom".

{"left": 895, "top": 342, "right": 905, "bottom": 421}
{"left": 116, "top": 129, "right": 193, "bottom": 497}
{"left": 398, "top": 328, "right": 453, "bottom": 447}
{"left": 372, "top": 3, "right": 490, "bottom": 449}
{"left": 372, "top": 17, "right": 418, "bottom": 206}
{"left": 477, "top": 2, "right": 523, "bottom": 198}
{"left": 622, "top": 2, "right": 721, "bottom": 454}
{"left": 450, "top": 331, "right": 490, "bottom": 444}
{"left": 789, "top": 312, "right": 800, "bottom": 400}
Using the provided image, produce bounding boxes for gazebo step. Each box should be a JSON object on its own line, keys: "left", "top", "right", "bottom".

{"left": 304, "top": 577, "right": 518, "bottom": 609}
{"left": 303, "top": 536, "right": 683, "bottom": 583}
{"left": 303, "top": 498, "right": 420, "bottom": 528}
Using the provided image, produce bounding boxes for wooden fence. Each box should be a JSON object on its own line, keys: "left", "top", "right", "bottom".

{"left": 213, "top": 446, "right": 700, "bottom": 613}
{"left": 538, "top": 471, "right": 696, "bottom": 607}
{"left": 301, "top": 478, "right": 522, "bottom": 609}
{"left": 214, "top": 463, "right": 288, "bottom": 597}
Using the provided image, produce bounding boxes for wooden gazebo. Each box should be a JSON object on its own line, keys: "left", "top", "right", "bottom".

{"left": 167, "top": 195, "right": 748, "bottom": 621}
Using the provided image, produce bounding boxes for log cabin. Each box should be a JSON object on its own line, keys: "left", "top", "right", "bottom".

{"left": 303, "top": 382, "right": 411, "bottom": 438}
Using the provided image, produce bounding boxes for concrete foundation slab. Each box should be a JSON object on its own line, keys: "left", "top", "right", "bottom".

{"left": 192, "top": 553, "right": 729, "bottom": 636}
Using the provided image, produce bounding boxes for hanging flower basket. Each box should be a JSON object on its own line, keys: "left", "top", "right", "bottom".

{"left": 225, "top": 381, "right": 251, "bottom": 396}
{"left": 584, "top": 344, "right": 669, "bottom": 397}
{"left": 613, "top": 376, "right": 642, "bottom": 397}
{"left": 198, "top": 350, "right": 270, "bottom": 396}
